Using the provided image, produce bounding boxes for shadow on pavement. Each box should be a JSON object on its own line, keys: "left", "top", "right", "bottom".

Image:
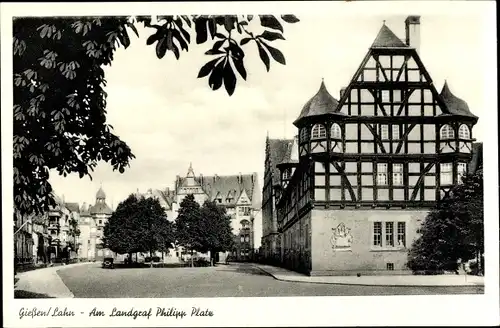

{"left": 217, "top": 264, "right": 270, "bottom": 276}
{"left": 15, "top": 290, "right": 55, "bottom": 299}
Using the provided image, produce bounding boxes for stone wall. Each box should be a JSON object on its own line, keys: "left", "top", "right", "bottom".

{"left": 310, "top": 208, "right": 427, "bottom": 275}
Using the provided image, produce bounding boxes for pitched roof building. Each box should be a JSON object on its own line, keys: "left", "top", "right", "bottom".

{"left": 264, "top": 16, "right": 480, "bottom": 275}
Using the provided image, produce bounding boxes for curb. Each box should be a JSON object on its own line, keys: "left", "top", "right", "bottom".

{"left": 252, "top": 265, "right": 485, "bottom": 288}
{"left": 15, "top": 262, "right": 95, "bottom": 298}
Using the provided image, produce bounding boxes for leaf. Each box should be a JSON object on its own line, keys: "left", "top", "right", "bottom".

{"left": 223, "top": 61, "right": 237, "bottom": 96}
{"left": 171, "top": 29, "right": 188, "bottom": 51}
{"left": 146, "top": 32, "right": 160, "bottom": 45}
{"left": 181, "top": 15, "right": 192, "bottom": 27}
{"left": 198, "top": 57, "right": 222, "bottom": 78}
{"left": 262, "top": 41, "right": 286, "bottom": 65}
{"left": 257, "top": 42, "right": 270, "bottom": 72}
{"left": 233, "top": 57, "right": 247, "bottom": 80}
{"left": 205, "top": 49, "right": 225, "bottom": 55}
{"left": 281, "top": 15, "right": 300, "bottom": 23}
{"left": 178, "top": 26, "right": 191, "bottom": 43}
{"left": 228, "top": 41, "right": 244, "bottom": 60}
{"left": 240, "top": 38, "right": 253, "bottom": 46}
{"left": 224, "top": 16, "right": 236, "bottom": 33}
{"left": 156, "top": 37, "right": 168, "bottom": 59}
{"left": 259, "top": 15, "right": 283, "bottom": 33}
{"left": 208, "top": 60, "right": 224, "bottom": 90}
{"left": 212, "top": 40, "right": 225, "bottom": 51}
{"left": 195, "top": 17, "right": 208, "bottom": 44}
{"left": 207, "top": 18, "right": 216, "bottom": 39}
{"left": 127, "top": 22, "right": 140, "bottom": 37}
{"left": 259, "top": 30, "right": 285, "bottom": 41}
{"left": 120, "top": 30, "right": 131, "bottom": 49}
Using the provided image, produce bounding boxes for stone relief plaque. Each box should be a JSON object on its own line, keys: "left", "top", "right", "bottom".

{"left": 330, "top": 222, "right": 353, "bottom": 251}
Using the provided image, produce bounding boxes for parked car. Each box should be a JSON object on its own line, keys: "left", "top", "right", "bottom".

{"left": 102, "top": 257, "right": 114, "bottom": 269}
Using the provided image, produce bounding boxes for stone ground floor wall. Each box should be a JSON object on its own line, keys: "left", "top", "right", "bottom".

{"left": 261, "top": 233, "right": 280, "bottom": 264}
{"left": 309, "top": 208, "right": 427, "bottom": 276}
{"left": 280, "top": 212, "right": 312, "bottom": 274}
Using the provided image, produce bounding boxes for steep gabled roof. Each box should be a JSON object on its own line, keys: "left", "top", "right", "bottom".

{"left": 135, "top": 188, "right": 176, "bottom": 210}
{"left": 371, "top": 24, "right": 408, "bottom": 48}
{"left": 65, "top": 202, "right": 80, "bottom": 213}
{"left": 439, "top": 81, "right": 477, "bottom": 118}
{"left": 267, "top": 138, "right": 294, "bottom": 185}
{"left": 175, "top": 173, "right": 260, "bottom": 208}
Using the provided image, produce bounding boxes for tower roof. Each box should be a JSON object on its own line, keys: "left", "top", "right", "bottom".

{"left": 371, "top": 23, "right": 408, "bottom": 49}
{"left": 187, "top": 162, "right": 195, "bottom": 178}
{"left": 294, "top": 80, "right": 339, "bottom": 125}
{"left": 96, "top": 186, "right": 106, "bottom": 199}
{"left": 439, "top": 81, "right": 477, "bottom": 117}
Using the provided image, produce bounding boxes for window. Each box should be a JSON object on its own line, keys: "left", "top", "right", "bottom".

{"left": 393, "top": 164, "right": 403, "bottom": 186}
{"left": 458, "top": 124, "right": 470, "bottom": 139}
{"left": 373, "top": 222, "right": 382, "bottom": 246}
{"left": 458, "top": 163, "right": 467, "bottom": 183}
{"left": 240, "top": 236, "right": 244, "bottom": 243}
{"left": 311, "top": 124, "right": 326, "bottom": 139}
{"left": 392, "top": 125, "right": 400, "bottom": 139}
{"left": 397, "top": 222, "right": 406, "bottom": 247}
{"left": 377, "top": 163, "right": 388, "bottom": 185}
{"left": 98, "top": 220, "right": 102, "bottom": 225}
{"left": 381, "top": 90, "right": 390, "bottom": 102}
{"left": 385, "top": 222, "right": 394, "bottom": 246}
{"left": 440, "top": 163, "right": 453, "bottom": 185}
{"left": 373, "top": 221, "right": 406, "bottom": 249}
{"left": 245, "top": 236, "right": 250, "bottom": 242}
{"left": 283, "top": 169, "right": 289, "bottom": 180}
{"left": 386, "top": 263, "right": 394, "bottom": 271}
{"left": 331, "top": 123, "right": 341, "bottom": 139}
{"left": 380, "top": 125, "right": 389, "bottom": 140}
{"left": 440, "top": 124, "right": 455, "bottom": 139}
{"left": 300, "top": 128, "right": 308, "bottom": 142}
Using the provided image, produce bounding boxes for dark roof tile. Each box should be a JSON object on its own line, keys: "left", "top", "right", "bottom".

{"left": 439, "top": 81, "right": 477, "bottom": 118}
{"left": 294, "top": 81, "right": 339, "bottom": 125}
{"left": 268, "top": 138, "right": 294, "bottom": 185}
{"left": 65, "top": 202, "right": 80, "bottom": 213}
{"left": 371, "top": 24, "right": 408, "bottom": 48}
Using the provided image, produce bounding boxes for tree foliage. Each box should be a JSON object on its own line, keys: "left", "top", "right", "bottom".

{"left": 13, "top": 15, "right": 299, "bottom": 218}
{"left": 175, "top": 194, "right": 204, "bottom": 253}
{"left": 175, "top": 195, "right": 234, "bottom": 259}
{"left": 199, "top": 200, "right": 235, "bottom": 255}
{"left": 407, "top": 169, "right": 484, "bottom": 274}
{"left": 102, "top": 194, "right": 174, "bottom": 256}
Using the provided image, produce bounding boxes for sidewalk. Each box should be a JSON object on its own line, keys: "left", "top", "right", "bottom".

{"left": 253, "top": 264, "right": 485, "bottom": 287}
{"left": 14, "top": 262, "right": 94, "bottom": 298}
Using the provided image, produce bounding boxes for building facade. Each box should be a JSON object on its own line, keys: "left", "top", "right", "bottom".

{"left": 272, "top": 16, "right": 479, "bottom": 276}
{"left": 14, "top": 210, "right": 34, "bottom": 267}
{"left": 78, "top": 187, "right": 113, "bottom": 261}
{"left": 261, "top": 137, "right": 294, "bottom": 263}
{"left": 170, "top": 163, "right": 261, "bottom": 261}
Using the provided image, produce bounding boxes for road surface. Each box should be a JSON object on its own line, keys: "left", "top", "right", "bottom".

{"left": 56, "top": 262, "right": 484, "bottom": 298}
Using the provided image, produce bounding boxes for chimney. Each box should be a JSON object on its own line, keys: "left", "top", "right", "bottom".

{"left": 405, "top": 15, "right": 421, "bottom": 54}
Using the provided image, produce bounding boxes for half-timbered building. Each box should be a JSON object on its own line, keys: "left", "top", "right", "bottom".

{"left": 261, "top": 137, "right": 295, "bottom": 263}
{"left": 273, "top": 16, "right": 479, "bottom": 275}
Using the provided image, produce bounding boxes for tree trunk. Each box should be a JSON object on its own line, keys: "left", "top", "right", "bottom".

{"left": 150, "top": 250, "right": 153, "bottom": 268}
{"left": 190, "top": 249, "right": 194, "bottom": 267}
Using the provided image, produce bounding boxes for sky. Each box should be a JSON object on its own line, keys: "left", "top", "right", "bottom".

{"left": 49, "top": 10, "right": 492, "bottom": 212}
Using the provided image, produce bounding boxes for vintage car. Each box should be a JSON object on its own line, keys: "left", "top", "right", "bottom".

{"left": 102, "top": 257, "right": 114, "bottom": 269}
